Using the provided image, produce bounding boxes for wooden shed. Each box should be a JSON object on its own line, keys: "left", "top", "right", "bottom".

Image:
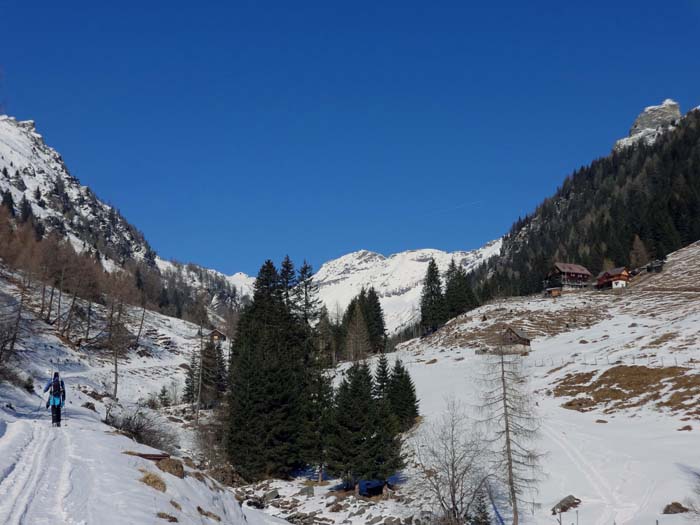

{"left": 209, "top": 329, "right": 227, "bottom": 345}
{"left": 500, "top": 325, "right": 531, "bottom": 354}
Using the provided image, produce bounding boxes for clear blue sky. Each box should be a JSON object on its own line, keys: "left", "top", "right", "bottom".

{"left": 1, "top": 2, "right": 699, "bottom": 275}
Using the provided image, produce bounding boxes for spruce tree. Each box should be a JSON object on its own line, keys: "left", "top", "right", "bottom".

{"left": 365, "top": 287, "right": 386, "bottom": 353}
{"left": 279, "top": 255, "right": 297, "bottom": 310}
{"left": 18, "top": 195, "right": 32, "bottom": 223}
{"left": 316, "top": 306, "right": 338, "bottom": 366}
{"left": 420, "top": 258, "right": 445, "bottom": 334}
{"left": 469, "top": 489, "right": 491, "bottom": 525}
{"left": 327, "top": 362, "right": 377, "bottom": 491}
{"left": 369, "top": 396, "right": 404, "bottom": 487}
{"left": 299, "top": 337, "right": 335, "bottom": 482}
{"left": 225, "top": 260, "right": 307, "bottom": 480}
{"left": 183, "top": 349, "right": 198, "bottom": 404}
{"left": 374, "top": 353, "right": 391, "bottom": 399}
{"left": 199, "top": 340, "right": 221, "bottom": 407}
{"left": 293, "top": 260, "right": 322, "bottom": 325}
{"left": 158, "top": 385, "right": 170, "bottom": 407}
{"left": 388, "top": 359, "right": 419, "bottom": 432}
{"left": 444, "top": 259, "right": 479, "bottom": 321}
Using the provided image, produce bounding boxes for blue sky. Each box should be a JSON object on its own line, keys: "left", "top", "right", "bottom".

{"left": 1, "top": 2, "right": 699, "bottom": 275}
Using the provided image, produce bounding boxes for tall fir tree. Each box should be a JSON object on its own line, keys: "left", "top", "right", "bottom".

{"left": 299, "top": 336, "right": 335, "bottom": 482}
{"left": 183, "top": 348, "right": 199, "bottom": 404}
{"left": 364, "top": 287, "right": 386, "bottom": 353}
{"left": 444, "top": 259, "right": 479, "bottom": 321}
{"left": 279, "top": 255, "right": 297, "bottom": 310}
{"left": 369, "top": 395, "right": 404, "bottom": 488}
{"left": 293, "top": 260, "right": 322, "bottom": 325}
{"left": 420, "top": 258, "right": 445, "bottom": 334}
{"left": 225, "top": 260, "right": 307, "bottom": 480}
{"left": 198, "top": 340, "right": 224, "bottom": 407}
{"left": 388, "top": 359, "right": 419, "bottom": 432}
{"left": 18, "top": 195, "right": 32, "bottom": 223}
{"left": 327, "top": 362, "right": 377, "bottom": 492}
{"left": 373, "top": 353, "right": 391, "bottom": 399}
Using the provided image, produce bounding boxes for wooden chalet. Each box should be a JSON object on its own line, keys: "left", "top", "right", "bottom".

{"left": 545, "top": 262, "right": 592, "bottom": 292}
{"left": 208, "top": 329, "right": 227, "bottom": 345}
{"left": 596, "top": 267, "right": 631, "bottom": 289}
{"left": 500, "top": 325, "right": 531, "bottom": 354}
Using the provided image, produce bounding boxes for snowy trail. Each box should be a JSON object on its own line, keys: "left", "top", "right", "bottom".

{"left": 0, "top": 389, "right": 284, "bottom": 525}
{"left": 541, "top": 423, "right": 620, "bottom": 525}
{"left": 0, "top": 419, "right": 71, "bottom": 525}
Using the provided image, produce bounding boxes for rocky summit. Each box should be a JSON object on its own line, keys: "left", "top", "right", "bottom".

{"left": 614, "top": 98, "right": 681, "bottom": 151}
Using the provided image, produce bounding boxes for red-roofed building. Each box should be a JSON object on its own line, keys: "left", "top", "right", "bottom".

{"left": 596, "top": 267, "right": 630, "bottom": 289}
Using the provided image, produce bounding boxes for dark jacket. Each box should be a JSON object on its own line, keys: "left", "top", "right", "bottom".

{"left": 43, "top": 377, "right": 66, "bottom": 403}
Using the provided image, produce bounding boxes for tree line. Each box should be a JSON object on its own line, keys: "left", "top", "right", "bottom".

{"left": 222, "top": 257, "right": 418, "bottom": 493}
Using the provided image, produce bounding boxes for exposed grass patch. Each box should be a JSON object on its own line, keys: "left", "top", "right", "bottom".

{"left": 645, "top": 332, "right": 679, "bottom": 348}
{"left": 554, "top": 365, "right": 700, "bottom": 416}
{"left": 197, "top": 506, "right": 221, "bottom": 522}
{"left": 139, "top": 469, "right": 166, "bottom": 492}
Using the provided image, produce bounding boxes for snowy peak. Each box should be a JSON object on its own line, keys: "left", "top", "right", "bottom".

{"left": 314, "top": 239, "right": 502, "bottom": 332}
{"left": 614, "top": 98, "right": 681, "bottom": 151}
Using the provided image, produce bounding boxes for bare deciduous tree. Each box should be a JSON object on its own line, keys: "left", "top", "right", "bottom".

{"left": 415, "top": 398, "right": 490, "bottom": 524}
{"left": 480, "top": 349, "right": 542, "bottom": 525}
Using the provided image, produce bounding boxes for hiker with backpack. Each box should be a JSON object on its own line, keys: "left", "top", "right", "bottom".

{"left": 43, "top": 372, "right": 66, "bottom": 427}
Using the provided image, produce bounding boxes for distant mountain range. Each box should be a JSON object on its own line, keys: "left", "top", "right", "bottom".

{"left": 3, "top": 98, "right": 695, "bottom": 330}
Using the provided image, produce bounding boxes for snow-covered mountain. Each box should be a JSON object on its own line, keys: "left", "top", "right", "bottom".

{"left": 0, "top": 113, "right": 500, "bottom": 331}
{"left": 314, "top": 240, "right": 502, "bottom": 332}
{"left": 0, "top": 115, "right": 155, "bottom": 267}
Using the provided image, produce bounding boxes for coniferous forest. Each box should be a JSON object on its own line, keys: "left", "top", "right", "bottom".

{"left": 477, "top": 109, "right": 700, "bottom": 298}
{"left": 223, "top": 257, "right": 419, "bottom": 489}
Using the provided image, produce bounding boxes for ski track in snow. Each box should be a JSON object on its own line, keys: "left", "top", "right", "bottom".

{"left": 0, "top": 419, "right": 71, "bottom": 525}
{"left": 542, "top": 423, "right": 620, "bottom": 525}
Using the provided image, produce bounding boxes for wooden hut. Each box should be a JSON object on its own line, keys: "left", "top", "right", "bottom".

{"left": 500, "top": 325, "right": 531, "bottom": 354}
{"left": 208, "top": 329, "right": 227, "bottom": 345}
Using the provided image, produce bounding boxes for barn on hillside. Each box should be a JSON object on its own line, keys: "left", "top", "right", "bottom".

{"left": 500, "top": 325, "right": 531, "bottom": 355}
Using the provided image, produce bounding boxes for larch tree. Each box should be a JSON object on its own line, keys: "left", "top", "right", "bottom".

{"left": 344, "top": 301, "right": 371, "bottom": 362}
{"left": 480, "top": 350, "right": 541, "bottom": 525}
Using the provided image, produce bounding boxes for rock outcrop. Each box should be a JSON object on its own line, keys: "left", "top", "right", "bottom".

{"left": 614, "top": 99, "right": 681, "bottom": 151}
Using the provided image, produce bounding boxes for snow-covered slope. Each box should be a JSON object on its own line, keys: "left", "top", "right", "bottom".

{"left": 0, "top": 265, "right": 281, "bottom": 525}
{"left": 0, "top": 115, "right": 154, "bottom": 265}
{"left": 314, "top": 240, "right": 502, "bottom": 332}
{"left": 0, "top": 387, "right": 281, "bottom": 525}
{"left": 390, "top": 240, "right": 700, "bottom": 524}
